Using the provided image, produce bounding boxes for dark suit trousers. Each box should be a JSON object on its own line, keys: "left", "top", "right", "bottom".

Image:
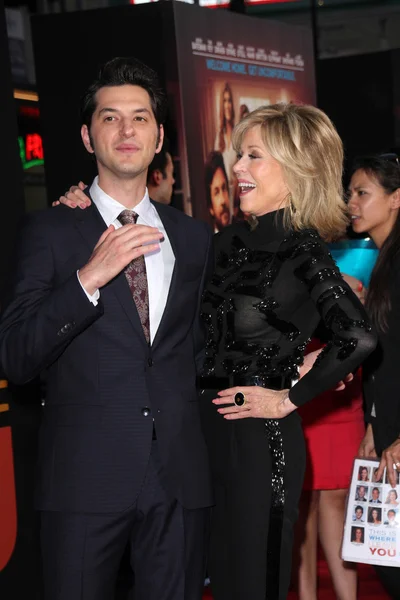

{"left": 40, "top": 441, "right": 209, "bottom": 600}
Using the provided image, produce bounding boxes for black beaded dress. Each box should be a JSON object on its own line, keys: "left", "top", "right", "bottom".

{"left": 199, "top": 209, "right": 376, "bottom": 600}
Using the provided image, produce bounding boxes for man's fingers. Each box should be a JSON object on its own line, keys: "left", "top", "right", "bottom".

{"left": 94, "top": 225, "right": 115, "bottom": 249}
{"left": 125, "top": 243, "right": 161, "bottom": 262}
{"left": 78, "top": 181, "right": 87, "bottom": 190}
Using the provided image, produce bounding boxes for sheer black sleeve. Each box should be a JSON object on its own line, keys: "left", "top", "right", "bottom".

{"left": 288, "top": 233, "right": 377, "bottom": 407}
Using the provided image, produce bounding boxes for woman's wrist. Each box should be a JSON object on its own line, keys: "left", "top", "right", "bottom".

{"left": 278, "top": 389, "right": 297, "bottom": 417}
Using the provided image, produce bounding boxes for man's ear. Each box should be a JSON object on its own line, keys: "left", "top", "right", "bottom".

{"left": 151, "top": 169, "right": 163, "bottom": 187}
{"left": 81, "top": 125, "right": 94, "bottom": 154}
{"left": 155, "top": 124, "right": 164, "bottom": 153}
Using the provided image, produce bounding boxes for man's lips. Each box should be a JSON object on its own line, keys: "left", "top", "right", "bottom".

{"left": 116, "top": 144, "right": 140, "bottom": 153}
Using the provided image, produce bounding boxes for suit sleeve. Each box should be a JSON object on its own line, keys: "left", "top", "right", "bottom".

{"left": 288, "top": 233, "right": 377, "bottom": 407}
{"left": 193, "top": 223, "right": 214, "bottom": 374}
{"left": 0, "top": 212, "right": 103, "bottom": 385}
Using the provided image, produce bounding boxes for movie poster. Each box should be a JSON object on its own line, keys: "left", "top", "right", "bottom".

{"left": 173, "top": 2, "right": 315, "bottom": 231}
{"left": 342, "top": 457, "right": 400, "bottom": 567}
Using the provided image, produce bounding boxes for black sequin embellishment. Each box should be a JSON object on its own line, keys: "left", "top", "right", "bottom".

{"left": 265, "top": 419, "right": 285, "bottom": 599}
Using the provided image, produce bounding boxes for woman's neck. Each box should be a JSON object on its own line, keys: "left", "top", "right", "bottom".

{"left": 370, "top": 221, "right": 393, "bottom": 249}
{"left": 369, "top": 210, "right": 398, "bottom": 249}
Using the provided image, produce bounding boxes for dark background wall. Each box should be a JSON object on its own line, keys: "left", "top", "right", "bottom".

{"left": 0, "top": 3, "right": 42, "bottom": 600}
{"left": 316, "top": 50, "right": 398, "bottom": 184}
{"left": 0, "top": 0, "right": 25, "bottom": 302}
{"left": 31, "top": 2, "right": 179, "bottom": 203}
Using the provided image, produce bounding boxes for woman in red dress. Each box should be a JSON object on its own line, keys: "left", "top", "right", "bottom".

{"left": 292, "top": 273, "right": 368, "bottom": 600}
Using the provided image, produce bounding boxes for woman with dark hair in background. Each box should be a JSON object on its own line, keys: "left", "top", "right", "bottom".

{"left": 348, "top": 153, "right": 400, "bottom": 598}
{"left": 214, "top": 82, "right": 236, "bottom": 202}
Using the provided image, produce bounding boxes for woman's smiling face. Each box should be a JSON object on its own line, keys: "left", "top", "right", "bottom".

{"left": 233, "top": 126, "right": 289, "bottom": 217}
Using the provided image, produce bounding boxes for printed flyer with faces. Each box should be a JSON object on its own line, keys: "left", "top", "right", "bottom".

{"left": 342, "top": 458, "right": 400, "bottom": 567}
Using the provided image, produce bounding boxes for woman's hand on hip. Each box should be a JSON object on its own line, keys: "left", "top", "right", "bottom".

{"left": 212, "top": 386, "right": 297, "bottom": 420}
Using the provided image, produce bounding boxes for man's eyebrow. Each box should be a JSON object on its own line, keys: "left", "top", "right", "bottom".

{"left": 97, "top": 107, "right": 152, "bottom": 116}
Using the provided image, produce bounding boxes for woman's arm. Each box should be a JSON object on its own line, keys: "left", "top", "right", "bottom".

{"left": 288, "top": 234, "right": 377, "bottom": 407}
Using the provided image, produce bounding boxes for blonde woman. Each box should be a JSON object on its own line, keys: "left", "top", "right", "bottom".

{"left": 198, "top": 103, "right": 376, "bottom": 599}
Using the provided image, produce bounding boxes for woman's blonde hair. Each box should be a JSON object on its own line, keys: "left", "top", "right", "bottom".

{"left": 232, "top": 102, "right": 348, "bottom": 241}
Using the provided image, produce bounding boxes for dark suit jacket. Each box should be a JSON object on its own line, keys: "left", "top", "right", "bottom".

{"left": 0, "top": 199, "right": 214, "bottom": 513}
{"left": 363, "top": 255, "right": 400, "bottom": 455}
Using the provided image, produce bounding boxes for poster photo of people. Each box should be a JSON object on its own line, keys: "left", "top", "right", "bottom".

{"left": 342, "top": 458, "right": 400, "bottom": 567}
{"left": 174, "top": 3, "right": 316, "bottom": 231}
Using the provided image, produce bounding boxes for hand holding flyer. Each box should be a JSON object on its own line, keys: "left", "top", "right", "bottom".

{"left": 342, "top": 458, "right": 400, "bottom": 567}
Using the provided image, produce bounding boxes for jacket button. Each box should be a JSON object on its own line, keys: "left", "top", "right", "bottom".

{"left": 148, "top": 358, "right": 153, "bottom": 367}
{"left": 141, "top": 407, "right": 151, "bottom": 417}
{"left": 57, "top": 324, "right": 71, "bottom": 336}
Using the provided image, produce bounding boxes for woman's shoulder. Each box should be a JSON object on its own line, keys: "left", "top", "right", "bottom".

{"left": 281, "top": 227, "right": 330, "bottom": 258}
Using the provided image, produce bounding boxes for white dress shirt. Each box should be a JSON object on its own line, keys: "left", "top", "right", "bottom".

{"left": 78, "top": 176, "right": 175, "bottom": 344}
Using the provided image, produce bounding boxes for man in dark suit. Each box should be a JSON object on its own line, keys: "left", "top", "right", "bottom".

{"left": 0, "top": 57, "right": 213, "bottom": 600}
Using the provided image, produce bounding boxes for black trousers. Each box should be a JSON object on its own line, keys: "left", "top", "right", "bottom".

{"left": 40, "top": 441, "right": 209, "bottom": 600}
{"left": 200, "top": 389, "right": 306, "bottom": 600}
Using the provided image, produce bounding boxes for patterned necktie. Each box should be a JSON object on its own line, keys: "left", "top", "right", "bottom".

{"left": 118, "top": 210, "right": 150, "bottom": 343}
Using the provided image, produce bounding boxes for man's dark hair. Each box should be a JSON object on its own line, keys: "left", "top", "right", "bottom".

{"left": 204, "top": 151, "right": 228, "bottom": 208}
{"left": 147, "top": 139, "right": 171, "bottom": 184}
{"left": 372, "top": 487, "right": 380, "bottom": 494}
{"left": 355, "top": 505, "right": 363, "bottom": 513}
{"left": 81, "top": 57, "right": 167, "bottom": 129}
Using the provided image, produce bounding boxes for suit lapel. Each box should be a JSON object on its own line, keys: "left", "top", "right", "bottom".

{"left": 151, "top": 202, "right": 181, "bottom": 351}
{"left": 74, "top": 198, "right": 147, "bottom": 346}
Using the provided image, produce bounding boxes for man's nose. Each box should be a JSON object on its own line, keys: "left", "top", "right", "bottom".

{"left": 121, "top": 119, "right": 135, "bottom": 137}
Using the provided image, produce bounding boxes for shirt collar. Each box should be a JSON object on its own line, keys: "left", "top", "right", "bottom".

{"left": 89, "top": 176, "right": 153, "bottom": 227}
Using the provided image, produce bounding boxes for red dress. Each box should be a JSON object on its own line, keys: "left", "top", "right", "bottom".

{"left": 299, "top": 340, "right": 365, "bottom": 490}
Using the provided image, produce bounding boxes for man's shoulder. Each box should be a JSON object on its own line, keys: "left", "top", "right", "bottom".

{"left": 152, "top": 202, "right": 212, "bottom": 236}
{"left": 23, "top": 204, "right": 81, "bottom": 229}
